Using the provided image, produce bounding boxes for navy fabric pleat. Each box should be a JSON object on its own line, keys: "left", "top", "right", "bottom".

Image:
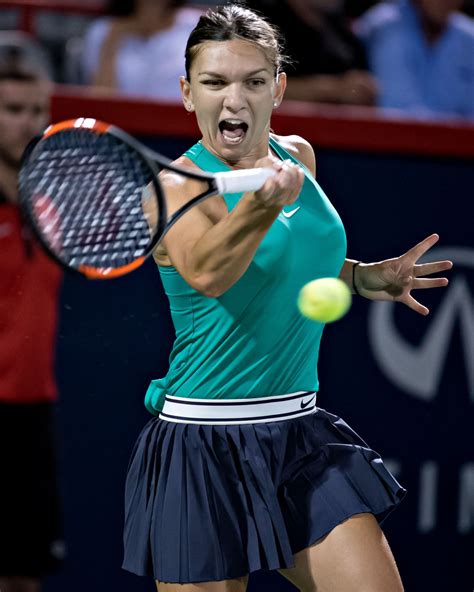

{"left": 122, "top": 408, "right": 406, "bottom": 584}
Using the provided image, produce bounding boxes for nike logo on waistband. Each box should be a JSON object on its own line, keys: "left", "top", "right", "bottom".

{"left": 282, "top": 206, "right": 301, "bottom": 219}
{"left": 300, "top": 395, "right": 316, "bottom": 409}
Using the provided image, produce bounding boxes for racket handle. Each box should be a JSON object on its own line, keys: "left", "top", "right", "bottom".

{"left": 214, "top": 167, "right": 276, "bottom": 194}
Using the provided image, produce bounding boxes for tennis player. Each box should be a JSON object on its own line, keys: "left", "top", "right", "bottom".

{"left": 122, "top": 6, "right": 452, "bottom": 591}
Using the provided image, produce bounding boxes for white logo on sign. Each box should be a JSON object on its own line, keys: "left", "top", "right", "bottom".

{"left": 368, "top": 247, "right": 474, "bottom": 401}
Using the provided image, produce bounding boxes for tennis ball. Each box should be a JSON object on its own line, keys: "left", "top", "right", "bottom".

{"left": 298, "top": 277, "right": 352, "bottom": 323}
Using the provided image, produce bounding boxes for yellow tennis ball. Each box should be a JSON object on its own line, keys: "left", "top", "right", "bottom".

{"left": 298, "top": 277, "right": 352, "bottom": 323}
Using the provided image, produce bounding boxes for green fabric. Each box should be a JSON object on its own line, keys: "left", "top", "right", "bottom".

{"left": 145, "top": 137, "right": 347, "bottom": 414}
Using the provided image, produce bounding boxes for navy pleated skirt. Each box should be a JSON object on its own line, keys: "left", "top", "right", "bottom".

{"left": 122, "top": 407, "right": 406, "bottom": 584}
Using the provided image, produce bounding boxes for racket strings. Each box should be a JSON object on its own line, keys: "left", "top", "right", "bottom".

{"left": 22, "top": 131, "right": 159, "bottom": 267}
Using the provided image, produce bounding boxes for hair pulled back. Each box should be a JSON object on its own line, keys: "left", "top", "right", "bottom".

{"left": 184, "top": 4, "right": 289, "bottom": 80}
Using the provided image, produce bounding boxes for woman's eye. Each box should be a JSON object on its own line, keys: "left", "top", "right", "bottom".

{"left": 247, "top": 79, "right": 265, "bottom": 88}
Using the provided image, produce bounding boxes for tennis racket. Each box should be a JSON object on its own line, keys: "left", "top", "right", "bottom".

{"left": 19, "top": 117, "right": 275, "bottom": 279}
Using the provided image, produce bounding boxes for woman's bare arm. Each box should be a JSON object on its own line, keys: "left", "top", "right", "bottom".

{"left": 159, "top": 157, "right": 304, "bottom": 297}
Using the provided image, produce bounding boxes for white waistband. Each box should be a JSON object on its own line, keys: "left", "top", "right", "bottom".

{"left": 159, "top": 391, "right": 317, "bottom": 425}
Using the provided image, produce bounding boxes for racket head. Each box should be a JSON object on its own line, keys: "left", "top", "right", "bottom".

{"left": 19, "top": 118, "right": 166, "bottom": 279}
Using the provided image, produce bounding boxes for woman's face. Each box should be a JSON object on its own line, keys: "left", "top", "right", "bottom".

{"left": 0, "top": 79, "right": 50, "bottom": 169}
{"left": 181, "top": 39, "right": 286, "bottom": 166}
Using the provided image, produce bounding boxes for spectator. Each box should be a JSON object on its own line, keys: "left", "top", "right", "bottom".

{"left": 354, "top": 0, "right": 474, "bottom": 120}
{"left": 248, "top": 0, "right": 378, "bottom": 105}
{"left": 0, "top": 37, "right": 65, "bottom": 592}
{"left": 81, "top": 0, "right": 202, "bottom": 100}
{"left": 0, "top": 31, "right": 54, "bottom": 80}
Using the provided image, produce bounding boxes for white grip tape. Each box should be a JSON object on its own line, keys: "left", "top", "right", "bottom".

{"left": 214, "top": 168, "right": 275, "bottom": 194}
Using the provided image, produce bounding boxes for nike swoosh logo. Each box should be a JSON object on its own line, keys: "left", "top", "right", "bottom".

{"left": 282, "top": 206, "right": 301, "bottom": 219}
{"left": 300, "top": 395, "right": 316, "bottom": 409}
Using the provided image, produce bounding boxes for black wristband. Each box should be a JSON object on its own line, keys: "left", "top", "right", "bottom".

{"left": 352, "top": 261, "right": 361, "bottom": 296}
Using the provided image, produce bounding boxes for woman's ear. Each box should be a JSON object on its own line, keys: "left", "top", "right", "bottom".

{"left": 273, "top": 72, "right": 287, "bottom": 108}
{"left": 180, "top": 75, "right": 194, "bottom": 112}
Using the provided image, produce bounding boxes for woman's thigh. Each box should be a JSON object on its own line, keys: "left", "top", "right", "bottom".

{"left": 156, "top": 575, "right": 248, "bottom": 592}
{"left": 278, "top": 513, "right": 404, "bottom": 592}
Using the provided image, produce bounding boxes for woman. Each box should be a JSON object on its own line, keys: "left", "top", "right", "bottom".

{"left": 122, "top": 6, "right": 452, "bottom": 591}
{"left": 81, "top": 0, "right": 201, "bottom": 99}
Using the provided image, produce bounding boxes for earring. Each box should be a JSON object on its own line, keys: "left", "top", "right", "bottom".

{"left": 273, "top": 102, "right": 278, "bottom": 108}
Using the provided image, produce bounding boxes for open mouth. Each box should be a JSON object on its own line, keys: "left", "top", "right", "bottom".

{"left": 218, "top": 119, "right": 249, "bottom": 145}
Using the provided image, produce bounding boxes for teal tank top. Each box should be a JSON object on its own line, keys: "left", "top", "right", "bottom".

{"left": 145, "top": 137, "right": 347, "bottom": 414}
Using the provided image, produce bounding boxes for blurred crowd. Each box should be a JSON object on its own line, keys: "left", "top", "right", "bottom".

{"left": 0, "top": 0, "right": 473, "bottom": 120}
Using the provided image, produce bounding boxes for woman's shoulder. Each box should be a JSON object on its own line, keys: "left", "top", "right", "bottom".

{"left": 165, "top": 154, "right": 202, "bottom": 175}
{"left": 271, "top": 133, "right": 316, "bottom": 177}
{"left": 159, "top": 155, "right": 206, "bottom": 194}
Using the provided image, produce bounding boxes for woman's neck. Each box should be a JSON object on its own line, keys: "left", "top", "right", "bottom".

{"left": 201, "top": 136, "right": 273, "bottom": 171}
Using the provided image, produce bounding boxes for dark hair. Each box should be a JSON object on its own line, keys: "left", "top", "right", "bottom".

{"left": 184, "top": 4, "right": 290, "bottom": 80}
{"left": 0, "top": 33, "right": 51, "bottom": 82}
{"left": 106, "top": 0, "right": 186, "bottom": 17}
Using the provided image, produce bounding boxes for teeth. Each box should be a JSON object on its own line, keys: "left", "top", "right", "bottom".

{"left": 225, "top": 136, "right": 243, "bottom": 144}
{"left": 223, "top": 119, "right": 244, "bottom": 124}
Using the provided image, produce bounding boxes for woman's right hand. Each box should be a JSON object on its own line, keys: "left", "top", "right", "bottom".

{"left": 252, "top": 156, "right": 305, "bottom": 209}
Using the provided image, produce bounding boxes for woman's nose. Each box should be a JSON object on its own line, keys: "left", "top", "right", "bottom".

{"left": 222, "top": 83, "right": 246, "bottom": 112}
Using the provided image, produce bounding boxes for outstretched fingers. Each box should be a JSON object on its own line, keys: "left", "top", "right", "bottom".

{"left": 414, "top": 260, "right": 453, "bottom": 277}
{"left": 411, "top": 277, "right": 449, "bottom": 289}
{"left": 403, "top": 293, "right": 430, "bottom": 316}
{"left": 404, "top": 233, "right": 440, "bottom": 262}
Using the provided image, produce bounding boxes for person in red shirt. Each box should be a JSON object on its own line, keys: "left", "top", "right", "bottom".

{"left": 0, "top": 38, "right": 65, "bottom": 592}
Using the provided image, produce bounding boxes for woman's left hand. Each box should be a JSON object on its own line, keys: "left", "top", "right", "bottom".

{"left": 355, "top": 234, "right": 453, "bottom": 315}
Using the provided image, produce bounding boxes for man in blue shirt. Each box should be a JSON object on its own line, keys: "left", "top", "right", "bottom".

{"left": 354, "top": 0, "right": 474, "bottom": 120}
